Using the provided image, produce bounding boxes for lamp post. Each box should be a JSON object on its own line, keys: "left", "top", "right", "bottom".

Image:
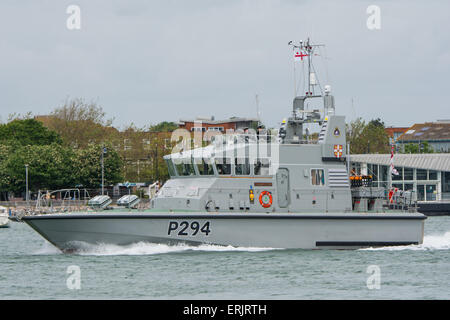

{"left": 101, "top": 147, "right": 104, "bottom": 195}
{"left": 101, "top": 146, "right": 107, "bottom": 195}
{"left": 25, "top": 164, "right": 29, "bottom": 205}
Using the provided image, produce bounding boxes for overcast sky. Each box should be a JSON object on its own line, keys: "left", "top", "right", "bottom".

{"left": 0, "top": 0, "right": 449, "bottom": 129}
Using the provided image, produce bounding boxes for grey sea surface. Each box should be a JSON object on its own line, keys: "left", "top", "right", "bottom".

{"left": 0, "top": 216, "right": 449, "bottom": 299}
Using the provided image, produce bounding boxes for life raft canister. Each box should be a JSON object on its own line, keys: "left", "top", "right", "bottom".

{"left": 259, "top": 191, "right": 273, "bottom": 208}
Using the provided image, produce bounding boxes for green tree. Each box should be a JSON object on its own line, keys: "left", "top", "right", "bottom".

{"left": 148, "top": 121, "right": 178, "bottom": 132}
{"left": 403, "top": 141, "right": 434, "bottom": 154}
{"left": 0, "top": 144, "right": 13, "bottom": 193}
{"left": 368, "top": 118, "right": 385, "bottom": 128}
{"left": 0, "top": 118, "right": 62, "bottom": 146}
{"left": 74, "top": 143, "right": 123, "bottom": 188}
{"left": 0, "top": 142, "right": 124, "bottom": 195}
{"left": 4, "top": 144, "right": 76, "bottom": 193}
{"left": 46, "top": 97, "right": 117, "bottom": 148}
{"left": 346, "top": 117, "right": 390, "bottom": 154}
{"left": 145, "top": 134, "right": 171, "bottom": 182}
{"left": 346, "top": 118, "right": 366, "bottom": 154}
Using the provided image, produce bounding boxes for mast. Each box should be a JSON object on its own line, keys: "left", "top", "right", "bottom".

{"left": 289, "top": 38, "right": 324, "bottom": 98}
{"left": 283, "top": 38, "right": 328, "bottom": 144}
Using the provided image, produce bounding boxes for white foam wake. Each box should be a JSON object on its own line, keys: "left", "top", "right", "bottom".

{"left": 35, "top": 241, "right": 278, "bottom": 256}
{"left": 360, "top": 232, "right": 450, "bottom": 251}
{"left": 34, "top": 232, "right": 450, "bottom": 255}
{"left": 77, "top": 242, "right": 279, "bottom": 256}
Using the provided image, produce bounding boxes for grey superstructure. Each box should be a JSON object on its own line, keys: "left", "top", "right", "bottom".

{"left": 23, "top": 39, "right": 426, "bottom": 251}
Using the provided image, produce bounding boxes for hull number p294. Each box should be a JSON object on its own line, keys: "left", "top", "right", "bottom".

{"left": 168, "top": 221, "right": 211, "bottom": 236}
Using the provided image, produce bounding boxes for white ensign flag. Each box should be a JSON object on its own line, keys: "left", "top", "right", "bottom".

{"left": 294, "top": 50, "right": 307, "bottom": 62}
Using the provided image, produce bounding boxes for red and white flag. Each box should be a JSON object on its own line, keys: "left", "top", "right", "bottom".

{"left": 294, "top": 50, "right": 308, "bottom": 62}
{"left": 390, "top": 144, "right": 399, "bottom": 175}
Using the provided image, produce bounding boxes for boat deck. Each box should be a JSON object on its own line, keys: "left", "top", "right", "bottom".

{"left": 22, "top": 208, "right": 427, "bottom": 220}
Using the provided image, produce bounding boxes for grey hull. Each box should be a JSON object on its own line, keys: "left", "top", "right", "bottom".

{"left": 23, "top": 212, "right": 426, "bottom": 251}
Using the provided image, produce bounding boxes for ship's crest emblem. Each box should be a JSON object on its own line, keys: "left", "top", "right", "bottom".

{"left": 333, "top": 144, "right": 343, "bottom": 158}
{"left": 333, "top": 127, "right": 340, "bottom": 137}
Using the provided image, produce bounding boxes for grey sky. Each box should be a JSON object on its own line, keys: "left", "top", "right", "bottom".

{"left": 0, "top": 0, "right": 449, "bottom": 129}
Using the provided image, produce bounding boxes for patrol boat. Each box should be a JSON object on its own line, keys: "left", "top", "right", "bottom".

{"left": 22, "top": 39, "right": 426, "bottom": 251}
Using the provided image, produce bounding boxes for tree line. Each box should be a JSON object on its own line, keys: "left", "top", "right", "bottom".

{"left": 346, "top": 118, "right": 390, "bottom": 154}
{"left": 0, "top": 117, "right": 123, "bottom": 200}
{"left": 0, "top": 98, "right": 177, "bottom": 200}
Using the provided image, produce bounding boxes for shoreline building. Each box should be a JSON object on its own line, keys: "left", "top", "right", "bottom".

{"left": 396, "top": 120, "right": 450, "bottom": 152}
{"left": 177, "top": 116, "right": 260, "bottom": 134}
{"left": 350, "top": 154, "right": 450, "bottom": 214}
{"left": 385, "top": 126, "right": 409, "bottom": 145}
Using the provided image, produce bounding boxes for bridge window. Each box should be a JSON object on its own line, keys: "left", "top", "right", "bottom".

{"left": 311, "top": 169, "right": 325, "bottom": 186}
{"left": 254, "top": 159, "right": 271, "bottom": 176}
{"left": 173, "top": 158, "right": 196, "bottom": 176}
{"left": 195, "top": 158, "right": 214, "bottom": 175}
{"left": 235, "top": 158, "right": 250, "bottom": 175}
{"left": 165, "top": 159, "right": 176, "bottom": 177}
{"left": 215, "top": 158, "right": 231, "bottom": 175}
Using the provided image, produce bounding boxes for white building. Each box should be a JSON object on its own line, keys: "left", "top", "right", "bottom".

{"left": 350, "top": 154, "right": 450, "bottom": 201}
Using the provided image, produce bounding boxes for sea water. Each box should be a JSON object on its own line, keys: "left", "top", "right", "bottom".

{"left": 0, "top": 216, "right": 449, "bottom": 299}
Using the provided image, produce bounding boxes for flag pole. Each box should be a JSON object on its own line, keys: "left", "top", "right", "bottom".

{"left": 293, "top": 47, "right": 297, "bottom": 97}
{"left": 101, "top": 146, "right": 104, "bottom": 195}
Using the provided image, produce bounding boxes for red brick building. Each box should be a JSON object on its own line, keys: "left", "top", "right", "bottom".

{"left": 177, "top": 116, "right": 260, "bottom": 133}
{"left": 385, "top": 127, "right": 409, "bottom": 144}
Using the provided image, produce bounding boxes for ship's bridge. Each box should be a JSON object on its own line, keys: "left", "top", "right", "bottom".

{"left": 157, "top": 133, "right": 279, "bottom": 212}
{"left": 164, "top": 133, "right": 279, "bottom": 178}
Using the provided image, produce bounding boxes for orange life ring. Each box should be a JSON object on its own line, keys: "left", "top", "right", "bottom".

{"left": 259, "top": 191, "right": 273, "bottom": 208}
